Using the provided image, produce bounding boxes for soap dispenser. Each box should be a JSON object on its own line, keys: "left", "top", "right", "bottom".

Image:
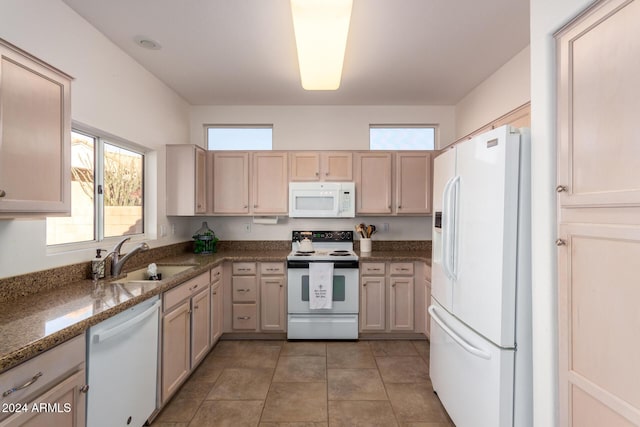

{"left": 92, "top": 249, "right": 107, "bottom": 279}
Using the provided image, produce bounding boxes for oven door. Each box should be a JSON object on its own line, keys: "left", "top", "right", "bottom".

{"left": 287, "top": 262, "right": 359, "bottom": 314}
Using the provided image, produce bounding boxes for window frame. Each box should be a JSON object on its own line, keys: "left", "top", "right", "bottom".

{"left": 205, "top": 124, "right": 274, "bottom": 151}
{"left": 369, "top": 125, "right": 438, "bottom": 151}
{"left": 46, "top": 125, "right": 148, "bottom": 249}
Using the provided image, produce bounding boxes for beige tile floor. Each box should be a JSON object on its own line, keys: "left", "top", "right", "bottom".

{"left": 150, "top": 339, "right": 455, "bottom": 427}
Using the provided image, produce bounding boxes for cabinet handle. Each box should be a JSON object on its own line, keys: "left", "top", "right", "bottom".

{"left": 280, "top": 284, "right": 283, "bottom": 288}
{"left": 254, "top": 204, "right": 258, "bottom": 208}
{"left": 392, "top": 284, "right": 396, "bottom": 287}
{"left": 80, "top": 384, "right": 90, "bottom": 394}
{"left": 556, "top": 185, "right": 567, "bottom": 193}
{"left": 213, "top": 291, "right": 217, "bottom": 295}
{"left": 0, "top": 190, "right": 6, "bottom": 198}
{"left": 236, "top": 288, "right": 250, "bottom": 292}
{"left": 194, "top": 305, "right": 199, "bottom": 309}
{"left": 370, "top": 268, "right": 380, "bottom": 271}
{"left": 398, "top": 205, "right": 402, "bottom": 209}
{"left": 189, "top": 284, "right": 199, "bottom": 291}
{"left": 315, "top": 172, "right": 319, "bottom": 176}
{"left": 388, "top": 205, "right": 391, "bottom": 209}
{"left": 197, "top": 204, "right": 202, "bottom": 208}
{"left": 325, "top": 172, "right": 329, "bottom": 176}
{"left": 265, "top": 280, "right": 280, "bottom": 284}
{"left": 238, "top": 268, "right": 250, "bottom": 271}
{"left": 3, "top": 372, "right": 43, "bottom": 397}
{"left": 237, "top": 316, "right": 251, "bottom": 320}
{"left": 556, "top": 239, "right": 566, "bottom": 246}
{"left": 363, "top": 283, "right": 367, "bottom": 287}
{"left": 397, "top": 268, "right": 409, "bottom": 271}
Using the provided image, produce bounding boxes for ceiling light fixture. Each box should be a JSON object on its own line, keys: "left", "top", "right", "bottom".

{"left": 134, "top": 36, "right": 162, "bottom": 50}
{"left": 290, "top": 0, "right": 353, "bottom": 91}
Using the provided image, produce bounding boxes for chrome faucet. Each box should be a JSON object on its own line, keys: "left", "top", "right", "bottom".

{"left": 110, "top": 237, "right": 150, "bottom": 277}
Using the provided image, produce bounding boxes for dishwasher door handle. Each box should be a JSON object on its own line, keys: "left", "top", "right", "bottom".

{"left": 94, "top": 300, "right": 160, "bottom": 343}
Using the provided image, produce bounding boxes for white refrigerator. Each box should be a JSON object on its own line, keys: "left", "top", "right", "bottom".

{"left": 429, "top": 125, "right": 532, "bottom": 427}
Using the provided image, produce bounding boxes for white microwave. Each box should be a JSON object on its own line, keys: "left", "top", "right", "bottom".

{"left": 289, "top": 182, "right": 355, "bottom": 218}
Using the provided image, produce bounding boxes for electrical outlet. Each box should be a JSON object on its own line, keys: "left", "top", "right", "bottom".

{"left": 159, "top": 225, "right": 166, "bottom": 237}
{"left": 171, "top": 223, "right": 176, "bottom": 235}
{"left": 243, "top": 223, "right": 251, "bottom": 233}
{"left": 383, "top": 223, "right": 389, "bottom": 232}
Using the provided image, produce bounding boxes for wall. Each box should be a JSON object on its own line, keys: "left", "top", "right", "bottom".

{"left": 530, "top": 1, "right": 594, "bottom": 426}
{"left": 190, "top": 105, "right": 455, "bottom": 149}
{"left": 454, "top": 46, "right": 531, "bottom": 141}
{"left": 0, "top": 0, "right": 192, "bottom": 279}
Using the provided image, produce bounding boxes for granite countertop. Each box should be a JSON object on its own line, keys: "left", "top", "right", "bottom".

{"left": 0, "top": 247, "right": 430, "bottom": 374}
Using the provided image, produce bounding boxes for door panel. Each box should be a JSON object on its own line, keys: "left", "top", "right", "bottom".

{"left": 454, "top": 127, "right": 521, "bottom": 347}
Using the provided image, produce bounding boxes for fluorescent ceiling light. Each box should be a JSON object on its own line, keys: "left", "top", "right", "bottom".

{"left": 290, "top": 0, "right": 353, "bottom": 90}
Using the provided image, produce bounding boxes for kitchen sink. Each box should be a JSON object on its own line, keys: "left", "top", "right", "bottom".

{"left": 119, "top": 265, "right": 196, "bottom": 283}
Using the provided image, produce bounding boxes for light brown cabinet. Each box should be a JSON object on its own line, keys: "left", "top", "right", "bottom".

{"left": 389, "top": 263, "right": 414, "bottom": 331}
{"left": 260, "top": 262, "right": 286, "bottom": 332}
{"left": 354, "top": 152, "right": 393, "bottom": 214}
{"left": 166, "top": 144, "right": 207, "bottom": 216}
{"left": 290, "top": 151, "right": 352, "bottom": 181}
{"left": 359, "top": 262, "right": 416, "bottom": 333}
{"left": 231, "top": 262, "right": 258, "bottom": 331}
{"left": 556, "top": 1, "right": 640, "bottom": 425}
{"left": 211, "top": 152, "right": 250, "bottom": 214}
{"left": 211, "top": 151, "right": 288, "bottom": 215}
{"left": 161, "top": 272, "right": 210, "bottom": 403}
{"left": 395, "top": 152, "right": 432, "bottom": 214}
{"left": 0, "top": 335, "right": 86, "bottom": 426}
{"left": 0, "top": 39, "right": 72, "bottom": 218}
{"left": 252, "top": 152, "right": 288, "bottom": 214}
{"left": 355, "top": 151, "right": 433, "bottom": 216}
{"left": 210, "top": 265, "right": 223, "bottom": 346}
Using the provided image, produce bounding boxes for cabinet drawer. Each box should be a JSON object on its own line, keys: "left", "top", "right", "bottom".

{"left": 164, "top": 272, "right": 209, "bottom": 310}
{"left": 210, "top": 264, "right": 222, "bottom": 283}
{"left": 260, "top": 262, "right": 285, "bottom": 275}
{"left": 232, "top": 262, "right": 256, "bottom": 275}
{"left": 0, "top": 335, "right": 84, "bottom": 411}
{"left": 233, "top": 304, "right": 257, "bottom": 330}
{"left": 390, "top": 262, "right": 414, "bottom": 275}
{"left": 361, "top": 263, "right": 385, "bottom": 275}
{"left": 232, "top": 276, "right": 257, "bottom": 302}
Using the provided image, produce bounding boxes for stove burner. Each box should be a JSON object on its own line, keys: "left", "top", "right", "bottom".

{"left": 332, "top": 250, "right": 349, "bottom": 253}
{"left": 294, "top": 252, "right": 313, "bottom": 256}
{"left": 330, "top": 251, "right": 351, "bottom": 256}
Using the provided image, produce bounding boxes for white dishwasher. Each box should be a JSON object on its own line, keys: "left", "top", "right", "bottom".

{"left": 87, "top": 295, "right": 160, "bottom": 427}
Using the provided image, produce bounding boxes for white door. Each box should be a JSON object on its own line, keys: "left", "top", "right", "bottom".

{"left": 451, "top": 126, "right": 521, "bottom": 347}
{"left": 431, "top": 147, "right": 456, "bottom": 312}
{"left": 429, "top": 298, "right": 515, "bottom": 427}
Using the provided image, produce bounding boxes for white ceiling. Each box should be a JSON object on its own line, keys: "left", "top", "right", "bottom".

{"left": 62, "top": 0, "right": 530, "bottom": 106}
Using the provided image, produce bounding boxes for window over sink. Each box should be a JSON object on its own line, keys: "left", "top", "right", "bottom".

{"left": 46, "top": 128, "right": 145, "bottom": 246}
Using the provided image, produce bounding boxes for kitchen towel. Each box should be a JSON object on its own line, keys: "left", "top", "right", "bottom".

{"left": 309, "top": 262, "right": 333, "bottom": 309}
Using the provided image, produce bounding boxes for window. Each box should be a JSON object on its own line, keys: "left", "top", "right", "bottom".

{"left": 47, "top": 129, "right": 145, "bottom": 246}
{"left": 207, "top": 126, "right": 273, "bottom": 150}
{"left": 370, "top": 126, "right": 436, "bottom": 150}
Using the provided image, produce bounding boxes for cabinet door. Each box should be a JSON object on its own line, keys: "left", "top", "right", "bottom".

{"left": 557, "top": 0, "right": 640, "bottom": 209}
{"left": 389, "top": 276, "right": 414, "bottom": 331}
{"left": 191, "top": 287, "right": 211, "bottom": 367}
{"left": 233, "top": 304, "right": 258, "bottom": 330}
{"left": 396, "top": 152, "right": 431, "bottom": 214}
{"left": 162, "top": 300, "right": 191, "bottom": 402}
{"left": 558, "top": 223, "right": 640, "bottom": 426}
{"left": 252, "top": 152, "right": 288, "bottom": 214}
{"left": 1, "top": 369, "right": 86, "bottom": 427}
{"left": 290, "top": 152, "right": 320, "bottom": 181}
{"left": 212, "top": 152, "right": 249, "bottom": 214}
{"left": 355, "top": 152, "right": 392, "bottom": 214}
{"left": 211, "top": 281, "right": 223, "bottom": 345}
{"left": 166, "top": 145, "right": 206, "bottom": 216}
{"left": 260, "top": 276, "right": 285, "bottom": 331}
{"left": 321, "top": 152, "right": 353, "bottom": 181}
{"left": 360, "top": 276, "right": 386, "bottom": 331}
{"left": 0, "top": 40, "right": 71, "bottom": 215}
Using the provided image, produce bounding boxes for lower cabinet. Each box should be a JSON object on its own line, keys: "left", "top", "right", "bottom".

{"left": 260, "top": 262, "right": 286, "bottom": 332}
{"left": 360, "top": 262, "right": 415, "bottom": 333}
{"left": 0, "top": 335, "right": 87, "bottom": 427}
{"left": 161, "top": 272, "right": 210, "bottom": 403}
{"left": 231, "top": 262, "right": 258, "bottom": 330}
{"left": 210, "top": 265, "right": 223, "bottom": 346}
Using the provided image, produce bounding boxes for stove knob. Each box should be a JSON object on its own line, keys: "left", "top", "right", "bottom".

{"left": 326, "top": 233, "right": 332, "bottom": 239}
{"left": 339, "top": 232, "right": 346, "bottom": 239}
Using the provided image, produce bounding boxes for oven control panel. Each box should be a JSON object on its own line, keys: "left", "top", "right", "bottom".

{"left": 292, "top": 230, "right": 353, "bottom": 242}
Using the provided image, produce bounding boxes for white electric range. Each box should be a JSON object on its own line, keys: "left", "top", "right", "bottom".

{"left": 287, "top": 230, "right": 360, "bottom": 340}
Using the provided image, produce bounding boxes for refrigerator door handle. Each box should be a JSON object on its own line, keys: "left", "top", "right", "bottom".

{"left": 442, "top": 176, "right": 460, "bottom": 280}
{"left": 428, "top": 305, "right": 491, "bottom": 360}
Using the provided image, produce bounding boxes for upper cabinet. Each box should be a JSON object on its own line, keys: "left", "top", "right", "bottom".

{"left": 210, "top": 151, "right": 288, "bottom": 215}
{"left": 355, "top": 152, "right": 392, "bottom": 215}
{"left": 290, "top": 151, "right": 352, "bottom": 181}
{"left": 395, "top": 152, "right": 432, "bottom": 214}
{"left": 166, "top": 144, "right": 207, "bottom": 216}
{"left": 0, "top": 39, "right": 72, "bottom": 218}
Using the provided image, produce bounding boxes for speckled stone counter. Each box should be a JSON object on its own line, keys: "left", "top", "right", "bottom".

{"left": 0, "top": 240, "right": 429, "bottom": 373}
{"left": 0, "top": 248, "right": 289, "bottom": 373}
